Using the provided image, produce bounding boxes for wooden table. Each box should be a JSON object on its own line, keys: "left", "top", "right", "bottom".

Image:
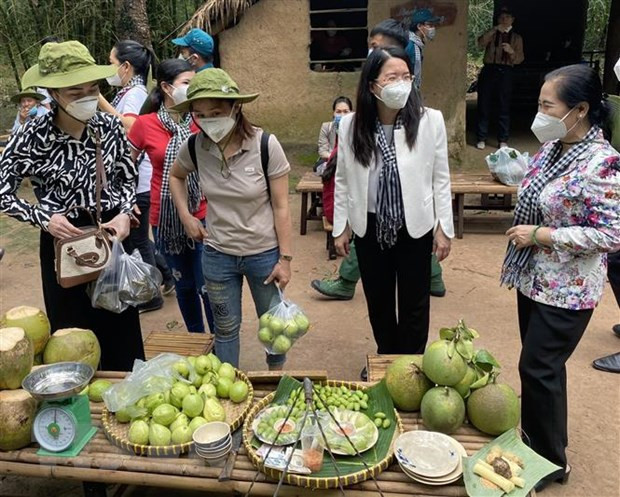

{"left": 295, "top": 172, "right": 323, "bottom": 235}
{"left": 451, "top": 173, "right": 518, "bottom": 239}
{"left": 143, "top": 331, "right": 213, "bottom": 360}
{"left": 0, "top": 368, "right": 509, "bottom": 497}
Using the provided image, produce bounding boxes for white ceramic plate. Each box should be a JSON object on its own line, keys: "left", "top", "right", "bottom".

{"left": 394, "top": 430, "right": 460, "bottom": 478}
{"left": 398, "top": 437, "right": 467, "bottom": 485}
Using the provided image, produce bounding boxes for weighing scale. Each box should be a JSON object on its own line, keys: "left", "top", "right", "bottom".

{"left": 22, "top": 362, "right": 98, "bottom": 457}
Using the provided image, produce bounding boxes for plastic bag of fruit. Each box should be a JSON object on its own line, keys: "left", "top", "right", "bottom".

{"left": 257, "top": 289, "right": 310, "bottom": 355}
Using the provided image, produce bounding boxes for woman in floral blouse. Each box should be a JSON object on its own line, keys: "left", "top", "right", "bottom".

{"left": 501, "top": 64, "right": 620, "bottom": 492}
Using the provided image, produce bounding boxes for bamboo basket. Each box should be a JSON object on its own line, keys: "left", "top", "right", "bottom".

{"left": 102, "top": 369, "right": 254, "bottom": 456}
{"left": 243, "top": 379, "right": 404, "bottom": 489}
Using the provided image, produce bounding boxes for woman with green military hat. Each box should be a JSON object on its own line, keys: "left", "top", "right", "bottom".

{"left": 10, "top": 87, "right": 48, "bottom": 133}
{"left": 0, "top": 41, "right": 145, "bottom": 371}
{"left": 169, "top": 68, "right": 293, "bottom": 370}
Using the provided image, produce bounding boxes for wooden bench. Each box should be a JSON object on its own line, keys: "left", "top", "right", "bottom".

{"left": 451, "top": 173, "right": 518, "bottom": 239}
{"left": 143, "top": 331, "right": 214, "bottom": 360}
{"left": 322, "top": 216, "right": 337, "bottom": 260}
{"left": 295, "top": 171, "right": 323, "bottom": 235}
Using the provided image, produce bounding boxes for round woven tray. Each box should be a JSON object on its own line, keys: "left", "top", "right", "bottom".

{"left": 243, "top": 379, "right": 404, "bottom": 489}
{"left": 102, "top": 369, "right": 254, "bottom": 456}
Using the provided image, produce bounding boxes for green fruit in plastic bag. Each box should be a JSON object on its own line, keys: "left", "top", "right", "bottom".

{"left": 269, "top": 317, "right": 285, "bottom": 335}
{"left": 207, "top": 353, "right": 221, "bottom": 372}
{"left": 144, "top": 392, "right": 165, "bottom": 414}
{"left": 169, "top": 413, "right": 190, "bottom": 432}
{"left": 203, "top": 397, "right": 226, "bottom": 422}
{"left": 188, "top": 416, "right": 208, "bottom": 434}
{"left": 283, "top": 320, "right": 299, "bottom": 338}
{"left": 187, "top": 356, "right": 197, "bottom": 368}
{"left": 195, "top": 355, "right": 211, "bottom": 375}
{"left": 88, "top": 379, "right": 112, "bottom": 402}
{"left": 294, "top": 313, "right": 310, "bottom": 334}
{"left": 272, "top": 335, "right": 292, "bottom": 354}
{"left": 258, "top": 327, "right": 273, "bottom": 344}
{"left": 218, "top": 363, "right": 236, "bottom": 382}
{"left": 152, "top": 403, "right": 179, "bottom": 426}
{"left": 115, "top": 407, "right": 132, "bottom": 423}
{"left": 229, "top": 381, "right": 249, "bottom": 403}
{"left": 259, "top": 312, "right": 272, "bottom": 328}
{"left": 136, "top": 397, "right": 147, "bottom": 409}
{"left": 198, "top": 383, "right": 217, "bottom": 399}
{"left": 171, "top": 425, "right": 193, "bottom": 445}
{"left": 173, "top": 359, "right": 190, "bottom": 378}
{"left": 182, "top": 393, "right": 204, "bottom": 418}
{"left": 216, "top": 377, "right": 233, "bottom": 398}
{"left": 128, "top": 420, "right": 149, "bottom": 445}
{"left": 149, "top": 423, "right": 171, "bottom": 446}
{"left": 170, "top": 382, "right": 191, "bottom": 408}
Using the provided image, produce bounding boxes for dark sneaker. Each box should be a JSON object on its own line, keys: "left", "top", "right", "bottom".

{"left": 310, "top": 278, "right": 356, "bottom": 300}
{"left": 161, "top": 280, "right": 175, "bottom": 296}
{"left": 360, "top": 366, "right": 368, "bottom": 381}
{"left": 613, "top": 324, "right": 620, "bottom": 338}
{"left": 138, "top": 297, "right": 164, "bottom": 313}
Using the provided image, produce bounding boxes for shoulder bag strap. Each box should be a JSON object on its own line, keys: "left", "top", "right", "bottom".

{"left": 261, "top": 131, "right": 271, "bottom": 198}
{"left": 188, "top": 134, "right": 198, "bottom": 170}
{"left": 94, "top": 129, "right": 107, "bottom": 225}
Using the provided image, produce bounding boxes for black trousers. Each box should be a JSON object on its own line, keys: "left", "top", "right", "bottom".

{"left": 477, "top": 64, "right": 514, "bottom": 143}
{"left": 40, "top": 210, "right": 145, "bottom": 371}
{"left": 517, "top": 292, "right": 593, "bottom": 471}
{"left": 607, "top": 250, "right": 620, "bottom": 307}
{"left": 355, "top": 214, "right": 433, "bottom": 354}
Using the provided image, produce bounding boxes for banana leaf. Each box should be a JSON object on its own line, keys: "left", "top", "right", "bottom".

{"left": 252, "top": 375, "right": 397, "bottom": 478}
{"left": 462, "top": 428, "right": 562, "bottom": 497}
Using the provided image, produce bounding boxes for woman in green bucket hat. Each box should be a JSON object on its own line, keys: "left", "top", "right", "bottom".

{"left": 10, "top": 87, "right": 48, "bottom": 133}
{"left": 0, "top": 41, "right": 145, "bottom": 371}
{"left": 169, "top": 68, "right": 293, "bottom": 370}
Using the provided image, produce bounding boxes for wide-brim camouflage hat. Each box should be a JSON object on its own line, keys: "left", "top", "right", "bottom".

{"left": 171, "top": 68, "right": 258, "bottom": 113}
{"left": 11, "top": 88, "right": 45, "bottom": 104}
{"left": 26, "top": 41, "right": 116, "bottom": 89}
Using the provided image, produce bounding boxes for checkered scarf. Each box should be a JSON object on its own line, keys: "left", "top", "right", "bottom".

{"left": 156, "top": 106, "right": 202, "bottom": 255}
{"left": 110, "top": 75, "right": 145, "bottom": 108}
{"left": 500, "top": 125, "right": 600, "bottom": 287}
{"left": 375, "top": 117, "right": 405, "bottom": 249}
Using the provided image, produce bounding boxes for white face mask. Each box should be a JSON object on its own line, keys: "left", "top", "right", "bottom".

{"left": 530, "top": 107, "right": 579, "bottom": 143}
{"left": 64, "top": 95, "right": 99, "bottom": 122}
{"left": 375, "top": 80, "right": 412, "bottom": 110}
{"left": 196, "top": 108, "right": 237, "bottom": 143}
{"left": 170, "top": 85, "right": 188, "bottom": 105}
{"left": 614, "top": 57, "right": 620, "bottom": 82}
{"left": 106, "top": 70, "right": 123, "bottom": 87}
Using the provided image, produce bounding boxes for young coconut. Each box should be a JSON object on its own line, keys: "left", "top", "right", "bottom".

{"left": 1, "top": 306, "right": 51, "bottom": 355}
{"left": 0, "top": 389, "right": 37, "bottom": 450}
{"left": 0, "top": 327, "right": 34, "bottom": 390}
{"left": 43, "top": 328, "right": 101, "bottom": 370}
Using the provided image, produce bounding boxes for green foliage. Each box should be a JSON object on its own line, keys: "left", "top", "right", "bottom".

{"left": 583, "top": 0, "right": 612, "bottom": 52}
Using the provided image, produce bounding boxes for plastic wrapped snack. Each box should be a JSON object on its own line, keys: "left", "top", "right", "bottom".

{"left": 257, "top": 289, "right": 310, "bottom": 355}
{"left": 485, "top": 147, "right": 529, "bottom": 186}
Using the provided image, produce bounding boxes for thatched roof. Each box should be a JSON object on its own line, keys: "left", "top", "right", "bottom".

{"left": 182, "top": 0, "right": 259, "bottom": 36}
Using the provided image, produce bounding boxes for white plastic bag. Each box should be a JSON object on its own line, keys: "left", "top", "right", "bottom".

{"left": 257, "top": 289, "right": 310, "bottom": 355}
{"left": 485, "top": 147, "right": 529, "bottom": 186}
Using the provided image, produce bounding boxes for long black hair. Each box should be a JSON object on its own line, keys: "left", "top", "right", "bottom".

{"left": 141, "top": 58, "right": 192, "bottom": 114}
{"left": 352, "top": 46, "right": 423, "bottom": 167}
{"left": 369, "top": 19, "right": 409, "bottom": 49}
{"left": 114, "top": 40, "right": 156, "bottom": 82}
{"left": 332, "top": 96, "right": 353, "bottom": 111}
{"left": 545, "top": 64, "right": 608, "bottom": 127}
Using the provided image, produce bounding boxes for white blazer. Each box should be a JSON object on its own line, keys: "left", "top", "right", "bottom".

{"left": 333, "top": 108, "right": 454, "bottom": 240}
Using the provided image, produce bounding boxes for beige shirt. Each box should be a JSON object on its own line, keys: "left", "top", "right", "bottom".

{"left": 479, "top": 28, "right": 524, "bottom": 66}
{"left": 318, "top": 121, "right": 337, "bottom": 159}
{"left": 177, "top": 128, "right": 290, "bottom": 256}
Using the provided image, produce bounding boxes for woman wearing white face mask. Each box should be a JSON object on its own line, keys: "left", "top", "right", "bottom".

{"left": 168, "top": 69, "right": 293, "bottom": 370}
{"left": 333, "top": 46, "right": 453, "bottom": 356}
{"left": 501, "top": 64, "right": 620, "bottom": 492}
{"left": 0, "top": 41, "right": 144, "bottom": 371}
{"left": 128, "top": 59, "right": 214, "bottom": 333}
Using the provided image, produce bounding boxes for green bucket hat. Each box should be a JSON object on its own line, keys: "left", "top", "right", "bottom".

{"left": 171, "top": 68, "right": 259, "bottom": 113}
{"left": 11, "top": 87, "right": 45, "bottom": 104}
{"left": 25, "top": 41, "right": 116, "bottom": 89}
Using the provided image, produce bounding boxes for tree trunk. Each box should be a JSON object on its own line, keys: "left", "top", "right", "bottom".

{"left": 115, "top": 0, "right": 152, "bottom": 49}
{"left": 603, "top": 0, "right": 620, "bottom": 93}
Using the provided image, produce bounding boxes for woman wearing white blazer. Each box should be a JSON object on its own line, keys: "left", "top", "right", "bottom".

{"left": 334, "top": 46, "right": 453, "bottom": 354}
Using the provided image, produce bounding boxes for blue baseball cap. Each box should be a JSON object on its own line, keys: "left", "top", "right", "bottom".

{"left": 172, "top": 28, "right": 214, "bottom": 57}
{"left": 411, "top": 8, "right": 442, "bottom": 27}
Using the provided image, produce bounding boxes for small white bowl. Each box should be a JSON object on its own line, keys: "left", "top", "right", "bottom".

{"left": 195, "top": 439, "right": 232, "bottom": 457}
{"left": 194, "top": 433, "right": 231, "bottom": 451}
{"left": 192, "top": 422, "right": 231, "bottom": 448}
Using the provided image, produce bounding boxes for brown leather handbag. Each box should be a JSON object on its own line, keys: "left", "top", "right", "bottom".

{"left": 54, "top": 130, "right": 112, "bottom": 288}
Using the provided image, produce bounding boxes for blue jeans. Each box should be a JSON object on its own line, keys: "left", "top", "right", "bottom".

{"left": 202, "top": 245, "right": 285, "bottom": 368}
{"left": 152, "top": 227, "right": 214, "bottom": 333}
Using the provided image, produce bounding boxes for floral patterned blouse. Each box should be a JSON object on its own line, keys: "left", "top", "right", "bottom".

{"left": 516, "top": 130, "right": 620, "bottom": 310}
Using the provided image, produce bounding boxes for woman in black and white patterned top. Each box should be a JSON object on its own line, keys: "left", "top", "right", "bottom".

{"left": 0, "top": 40, "right": 145, "bottom": 371}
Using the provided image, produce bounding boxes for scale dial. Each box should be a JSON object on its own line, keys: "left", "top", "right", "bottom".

{"left": 33, "top": 407, "right": 77, "bottom": 452}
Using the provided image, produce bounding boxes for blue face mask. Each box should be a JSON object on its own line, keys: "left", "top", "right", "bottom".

{"left": 28, "top": 106, "right": 38, "bottom": 118}
{"left": 333, "top": 115, "right": 342, "bottom": 126}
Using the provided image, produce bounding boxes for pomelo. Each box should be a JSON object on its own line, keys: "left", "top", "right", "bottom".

{"left": 0, "top": 327, "right": 34, "bottom": 390}
{"left": 385, "top": 355, "right": 432, "bottom": 411}
{"left": 423, "top": 339, "right": 467, "bottom": 386}
{"left": 453, "top": 365, "right": 477, "bottom": 398}
{"left": 467, "top": 382, "right": 520, "bottom": 435}
{"left": 420, "top": 386, "right": 465, "bottom": 434}
{"left": 43, "top": 328, "right": 100, "bottom": 370}
{"left": 1, "top": 306, "right": 50, "bottom": 355}
{"left": 0, "top": 389, "right": 37, "bottom": 450}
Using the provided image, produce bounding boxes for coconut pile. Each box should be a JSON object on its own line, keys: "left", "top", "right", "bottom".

{"left": 0, "top": 306, "right": 101, "bottom": 451}
{"left": 384, "top": 320, "right": 520, "bottom": 436}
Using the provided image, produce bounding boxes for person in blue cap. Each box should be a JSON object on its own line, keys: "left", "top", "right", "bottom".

{"left": 406, "top": 8, "right": 441, "bottom": 89}
{"left": 172, "top": 28, "right": 215, "bottom": 72}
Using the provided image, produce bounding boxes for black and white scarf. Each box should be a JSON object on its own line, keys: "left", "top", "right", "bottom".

{"left": 375, "top": 117, "right": 405, "bottom": 249}
{"left": 157, "top": 106, "right": 202, "bottom": 255}
{"left": 500, "top": 125, "right": 600, "bottom": 287}
{"left": 111, "top": 75, "right": 145, "bottom": 108}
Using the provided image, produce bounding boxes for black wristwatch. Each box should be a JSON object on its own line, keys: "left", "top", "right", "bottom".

{"left": 280, "top": 254, "right": 293, "bottom": 262}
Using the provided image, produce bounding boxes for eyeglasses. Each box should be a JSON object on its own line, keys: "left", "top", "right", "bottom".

{"left": 377, "top": 74, "right": 413, "bottom": 85}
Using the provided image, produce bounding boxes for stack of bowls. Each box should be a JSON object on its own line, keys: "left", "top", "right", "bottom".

{"left": 192, "top": 421, "right": 232, "bottom": 464}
